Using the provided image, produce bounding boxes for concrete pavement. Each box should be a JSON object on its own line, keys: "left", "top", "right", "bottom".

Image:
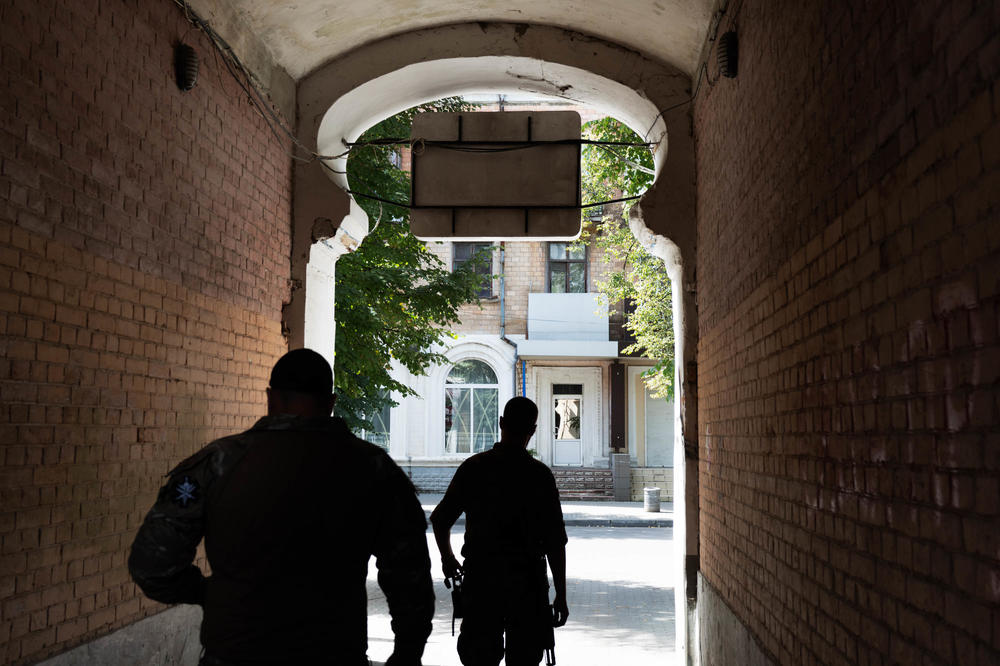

{"left": 367, "top": 496, "right": 679, "bottom": 665}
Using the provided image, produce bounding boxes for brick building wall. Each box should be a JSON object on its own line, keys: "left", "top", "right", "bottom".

{"left": 694, "top": 1, "right": 999, "bottom": 664}
{"left": 630, "top": 467, "right": 673, "bottom": 503}
{"left": 432, "top": 237, "right": 624, "bottom": 337}
{"left": 0, "top": 1, "right": 292, "bottom": 662}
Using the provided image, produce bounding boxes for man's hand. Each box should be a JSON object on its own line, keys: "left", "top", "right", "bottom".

{"left": 441, "top": 554, "right": 464, "bottom": 580}
{"left": 551, "top": 594, "right": 569, "bottom": 628}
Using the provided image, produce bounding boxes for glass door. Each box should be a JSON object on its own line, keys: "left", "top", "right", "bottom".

{"left": 552, "top": 384, "right": 583, "bottom": 466}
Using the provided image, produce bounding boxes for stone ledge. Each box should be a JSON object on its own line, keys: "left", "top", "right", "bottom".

{"left": 40, "top": 605, "right": 202, "bottom": 666}
{"left": 697, "top": 573, "right": 776, "bottom": 666}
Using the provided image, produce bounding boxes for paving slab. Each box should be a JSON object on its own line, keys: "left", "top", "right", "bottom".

{"left": 368, "top": 526, "right": 678, "bottom": 665}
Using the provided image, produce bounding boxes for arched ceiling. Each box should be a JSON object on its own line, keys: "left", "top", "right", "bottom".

{"left": 193, "top": 0, "right": 715, "bottom": 79}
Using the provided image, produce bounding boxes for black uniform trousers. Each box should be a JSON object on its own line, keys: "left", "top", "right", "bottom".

{"left": 457, "top": 558, "right": 549, "bottom": 666}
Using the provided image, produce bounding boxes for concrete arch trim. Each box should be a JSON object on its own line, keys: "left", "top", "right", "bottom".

{"left": 315, "top": 54, "right": 673, "bottom": 191}
{"left": 288, "top": 20, "right": 697, "bottom": 341}
{"left": 297, "top": 21, "right": 692, "bottom": 143}
{"left": 429, "top": 336, "right": 517, "bottom": 387}
{"left": 292, "top": 21, "right": 695, "bottom": 261}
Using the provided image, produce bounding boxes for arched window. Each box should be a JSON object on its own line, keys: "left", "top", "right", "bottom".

{"left": 445, "top": 359, "right": 499, "bottom": 454}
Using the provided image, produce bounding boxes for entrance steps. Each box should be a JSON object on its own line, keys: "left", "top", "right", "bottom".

{"left": 552, "top": 467, "right": 615, "bottom": 502}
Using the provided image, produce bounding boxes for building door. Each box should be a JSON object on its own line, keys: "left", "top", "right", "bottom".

{"left": 552, "top": 384, "right": 583, "bottom": 466}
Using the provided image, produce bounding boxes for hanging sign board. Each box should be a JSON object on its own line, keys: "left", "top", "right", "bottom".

{"left": 409, "top": 111, "right": 581, "bottom": 240}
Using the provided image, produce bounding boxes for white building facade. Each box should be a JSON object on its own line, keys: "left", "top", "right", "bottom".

{"left": 370, "top": 235, "right": 675, "bottom": 500}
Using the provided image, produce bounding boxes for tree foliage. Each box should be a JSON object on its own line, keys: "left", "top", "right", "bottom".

{"left": 335, "top": 99, "right": 485, "bottom": 431}
{"left": 580, "top": 117, "right": 675, "bottom": 399}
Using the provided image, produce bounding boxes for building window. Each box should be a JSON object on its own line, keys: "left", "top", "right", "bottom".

{"left": 548, "top": 242, "right": 586, "bottom": 293}
{"left": 445, "top": 359, "right": 499, "bottom": 454}
{"left": 553, "top": 384, "right": 583, "bottom": 440}
{"left": 453, "top": 242, "right": 493, "bottom": 298}
{"left": 359, "top": 399, "right": 391, "bottom": 452}
{"left": 585, "top": 204, "right": 604, "bottom": 223}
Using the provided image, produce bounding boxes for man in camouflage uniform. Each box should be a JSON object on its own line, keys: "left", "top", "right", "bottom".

{"left": 129, "top": 348, "right": 433, "bottom": 665}
{"left": 431, "top": 397, "right": 568, "bottom": 666}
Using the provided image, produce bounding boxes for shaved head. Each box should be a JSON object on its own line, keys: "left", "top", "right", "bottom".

{"left": 267, "top": 349, "right": 336, "bottom": 417}
{"left": 500, "top": 397, "right": 538, "bottom": 438}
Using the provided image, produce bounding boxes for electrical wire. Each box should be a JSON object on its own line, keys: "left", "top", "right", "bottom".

{"left": 591, "top": 143, "right": 655, "bottom": 176}
{"left": 344, "top": 137, "right": 657, "bottom": 178}
{"left": 345, "top": 138, "right": 657, "bottom": 149}
{"left": 172, "top": 0, "right": 319, "bottom": 164}
{"left": 641, "top": 0, "right": 745, "bottom": 141}
{"left": 346, "top": 189, "right": 643, "bottom": 211}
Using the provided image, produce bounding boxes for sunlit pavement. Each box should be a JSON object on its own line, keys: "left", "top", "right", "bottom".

{"left": 367, "top": 525, "right": 678, "bottom": 665}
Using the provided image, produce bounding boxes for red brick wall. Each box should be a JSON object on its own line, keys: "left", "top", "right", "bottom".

{"left": 695, "top": 0, "right": 999, "bottom": 663}
{"left": 0, "top": 1, "right": 292, "bottom": 662}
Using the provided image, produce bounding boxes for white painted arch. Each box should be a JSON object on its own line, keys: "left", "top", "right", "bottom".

{"left": 187, "top": 0, "right": 714, "bottom": 81}
{"left": 312, "top": 53, "right": 673, "bottom": 260}
{"left": 316, "top": 55, "right": 670, "bottom": 191}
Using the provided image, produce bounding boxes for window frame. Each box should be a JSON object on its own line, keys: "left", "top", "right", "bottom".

{"left": 452, "top": 242, "right": 494, "bottom": 299}
{"left": 547, "top": 242, "right": 588, "bottom": 293}
{"left": 359, "top": 400, "right": 391, "bottom": 452}
{"left": 444, "top": 359, "right": 500, "bottom": 456}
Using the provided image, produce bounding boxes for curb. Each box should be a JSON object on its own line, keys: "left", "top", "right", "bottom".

{"left": 564, "top": 518, "right": 673, "bottom": 527}
{"left": 424, "top": 513, "right": 673, "bottom": 528}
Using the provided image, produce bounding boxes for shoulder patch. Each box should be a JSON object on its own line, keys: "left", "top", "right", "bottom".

{"left": 171, "top": 475, "right": 201, "bottom": 508}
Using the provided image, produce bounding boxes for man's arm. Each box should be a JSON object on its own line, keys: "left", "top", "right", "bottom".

{"left": 547, "top": 546, "right": 568, "bottom": 627}
{"left": 429, "top": 465, "right": 466, "bottom": 579}
{"left": 542, "top": 467, "right": 569, "bottom": 627}
{"left": 372, "top": 455, "right": 435, "bottom": 666}
{"left": 128, "top": 463, "right": 211, "bottom": 605}
{"left": 431, "top": 516, "right": 463, "bottom": 580}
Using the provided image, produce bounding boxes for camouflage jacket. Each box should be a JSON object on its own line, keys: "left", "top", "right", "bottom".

{"left": 128, "top": 415, "right": 434, "bottom": 664}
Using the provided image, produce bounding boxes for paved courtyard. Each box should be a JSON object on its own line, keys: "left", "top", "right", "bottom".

{"left": 366, "top": 525, "right": 678, "bottom": 665}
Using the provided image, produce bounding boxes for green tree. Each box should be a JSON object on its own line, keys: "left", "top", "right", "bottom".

{"left": 336, "top": 99, "right": 486, "bottom": 431}
{"left": 580, "top": 117, "right": 675, "bottom": 399}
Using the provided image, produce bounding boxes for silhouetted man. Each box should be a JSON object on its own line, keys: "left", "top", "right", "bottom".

{"left": 431, "top": 397, "right": 568, "bottom": 666}
{"left": 129, "top": 348, "right": 433, "bottom": 666}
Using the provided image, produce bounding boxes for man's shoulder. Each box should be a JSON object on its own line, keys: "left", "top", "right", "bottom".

{"left": 460, "top": 449, "right": 492, "bottom": 466}
{"left": 245, "top": 415, "right": 385, "bottom": 456}
{"left": 523, "top": 456, "right": 558, "bottom": 485}
{"left": 453, "top": 448, "right": 503, "bottom": 477}
{"left": 459, "top": 448, "right": 555, "bottom": 485}
{"left": 167, "top": 431, "right": 248, "bottom": 478}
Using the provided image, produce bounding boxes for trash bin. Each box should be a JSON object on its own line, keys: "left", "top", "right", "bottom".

{"left": 643, "top": 487, "right": 661, "bottom": 513}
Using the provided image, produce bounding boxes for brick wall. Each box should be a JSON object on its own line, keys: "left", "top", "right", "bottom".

{"left": 630, "top": 467, "right": 674, "bottom": 503}
{"left": 695, "top": 0, "right": 999, "bottom": 663}
{"left": 436, "top": 238, "right": 624, "bottom": 337}
{"left": 0, "top": 1, "right": 292, "bottom": 662}
{"left": 401, "top": 465, "right": 459, "bottom": 494}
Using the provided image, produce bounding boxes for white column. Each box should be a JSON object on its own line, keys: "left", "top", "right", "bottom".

{"left": 303, "top": 205, "right": 368, "bottom": 375}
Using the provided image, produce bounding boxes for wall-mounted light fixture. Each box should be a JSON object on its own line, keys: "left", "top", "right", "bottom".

{"left": 718, "top": 31, "right": 739, "bottom": 78}
{"left": 174, "top": 43, "right": 199, "bottom": 91}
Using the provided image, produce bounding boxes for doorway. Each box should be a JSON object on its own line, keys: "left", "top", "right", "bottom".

{"left": 552, "top": 383, "right": 583, "bottom": 466}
